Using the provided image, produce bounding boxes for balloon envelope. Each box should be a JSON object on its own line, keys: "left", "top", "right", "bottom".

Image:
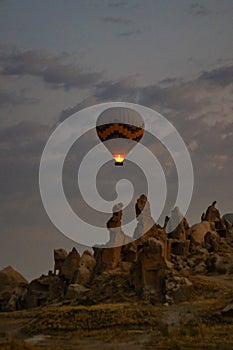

{"left": 96, "top": 107, "right": 144, "bottom": 164}
{"left": 222, "top": 213, "right": 233, "bottom": 225}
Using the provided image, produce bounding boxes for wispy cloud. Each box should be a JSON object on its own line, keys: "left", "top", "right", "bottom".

{"left": 108, "top": 1, "right": 127, "bottom": 8}
{"left": 100, "top": 16, "right": 132, "bottom": 24}
{"left": 119, "top": 29, "right": 142, "bottom": 37}
{"left": 189, "top": 2, "right": 209, "bottom": 16}
{"left": 0, "top": 89, "right": 37, "bottom": 107}
{"left": 159, "top": 77, "right": 183, "bottom": 86}
{"left": 59, "top": 97, "right": 99, "bottom": 122}
{"left": 91, "top": 63, "right": 233, "bottom": 117}
{"left": 0, "top": 50, "right": 103, "bottom": 90}
{"left": 198, "top": 65, "right": 233, "bottom": 87}
{"left": 95, "top": 74, "right": 140, "bottom": 101}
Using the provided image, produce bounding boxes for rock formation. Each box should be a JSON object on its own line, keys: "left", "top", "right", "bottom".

{"left": 166, "top": 207, "right": 190, "bottom": 258}
{"left": 167, "top": 206, "right": 189, "bottom": 240}
{"left": 2, "top": 198, "right": 233, "bottom": 310}
{"left": 54, "top": 248, "right": 68, "bottom": 275}
{"left": 0, "top": 266, "right": 28, "bottom": 311}
{"left": 94, "top": 203, "right": 127, "bottom": 272}
{"left": 202, "top": 201, "right": 221, "bottom": 227}
{"left": 188, "top": 221, "right": 217, "bottom": 248}
{"left": 164, "top": 272, "right": 193, "bottom": 304}
{"left": 73, "top": 250, "right": 96, "bottom": 286}
{"left": 134, "top": 194, "right": 156, "bottom": 240}
{"left": 25, "top": 271, "right": 64, "bottom": 308}
{"left": 60, "top": 247, "right": 80, "bottom": 282}
{"left": 133, "top": 195, "right": 168, "bottom": 258}
{"left": 131, "top": 238, "right": 169, "bottom": 303}
{"left": 107, "top": 203, "right": 126, "bottom": 245}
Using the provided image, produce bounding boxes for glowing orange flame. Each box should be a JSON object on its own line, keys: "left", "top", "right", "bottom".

{"left": 114, "top": 154, "right": 125, "bottom": 163}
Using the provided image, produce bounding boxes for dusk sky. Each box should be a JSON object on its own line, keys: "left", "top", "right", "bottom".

{"left": 0, "top": 0, "right": 233, "bottom": 280}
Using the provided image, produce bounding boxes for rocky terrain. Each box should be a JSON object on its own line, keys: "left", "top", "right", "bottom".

{"left": 0, "top": 197, "right": 233, "bottom": 349}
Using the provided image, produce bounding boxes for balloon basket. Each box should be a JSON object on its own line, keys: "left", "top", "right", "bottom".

{"left": 115, "top": 161, "right": 124, "bottom": 166}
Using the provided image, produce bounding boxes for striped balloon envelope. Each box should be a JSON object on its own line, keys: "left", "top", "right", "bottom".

{"left": 96, "top": 107, "right": 144, "bottom": 165}
{"left": 222, "top": 213, "right": 233, "bottom": 225}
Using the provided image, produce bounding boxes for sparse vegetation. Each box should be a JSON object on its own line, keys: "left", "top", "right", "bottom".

{"left": 1, "top": 291, "right": 233, "bottom": 349}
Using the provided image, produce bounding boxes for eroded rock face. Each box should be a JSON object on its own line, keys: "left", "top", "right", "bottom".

{"left": 167, "top": 207, "right": 189, "bottom": 240}
{"left": 204, "top": 231, "right": 219, "bottom": 252}
{"left": 121, "top": 242, "right": 137, "bottom": 263}
{"left": 74, "top": 251, "right": 96, "bottom": 286}
{"left": 203, "top": 201, "right": 231, "bottom": 235}
{"left": 134, "top": 195, "right": 156, "bottom": 240}
{"left": 131, "top": 238, "right": 169, "bottom": 302}
{"left": 167, "top": 239, "right": 190, "bottom": 257}
{"left": 164, "top": 272, "right": 193, "bottom": 304}
{"left": 203, "top": 201, "right": 221, "bottom": 225}
{"left": 60, "top": 247, "right": 80, "bottom": 282}
{"left": 54, "top": 248, "right": 68, "bottom": 275}
{"left": 94, "top": 246, "right": 122, "bottom": 272}
{"left": 0, "top": 266, "right": 28, "bottom": 311}
{"left": 206, "top": 253, "right": 233, "bottom": 274}
{"left": 107, "top": 202, "right": 128, "bottom": 247}
{"left": 25, "top": 273, "right": 64, "bottom": 309}
{"left": 188, "top": 221, "right": 217, "bottom": 248}
{"left": 94, "top": 203, "right": 127, "bottom": 272}
{"left": 132, "top": 195, "right": 169, "bottom": 261}
{"left": 65, "top": 284, "right": 89, "bottom": 300}
{"left": 6, "top": 284, "right": 28, "bottom": 311}
{"left": 186, "top": 248, "right": 209, "bottom": 274}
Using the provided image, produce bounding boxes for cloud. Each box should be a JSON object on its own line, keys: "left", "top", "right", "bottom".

{"left": 58, "top": 61, "right": 233, "bottom": 164}
{"left": 108, "top": 1, "right": 127, "bottom": 8}
{"left": 1, "top": 63, "right": 233, "bottom": 207}
{"left": 198, "top": 65, "right": 233, "bottom": 87}
{"left": 0, "top": 89, "right": 37, "bottom": 107}
{"left": 191, "top": 121, "right": 233, "bottom": 158}
{"left": 80, "top": 64, "right": 231, "bottom": 115}
{"left": 159, "top": 77, "right": 183, "bottom": 86}
{"left": 0, "top": 121, "right": 50, "bottom": 148}
{"left": 137, "top": 82, "right": 203, "bottom": 113}
{"left": 64, "top": 63, "right": 233, "bottom": 170}
{"left": 42, "top": 65, "right": 102, "bottom": 89}
{"left": 119, "top": 30, "right": 142, "bottom": 37}
{"left": 95, "top": 74, "right": 140, "bottom": 101}
{"left": 100, "top": 16, "right": 132, "bottom": 24}
{"left": 59, "top": 97, "right": 99, "bottom": 122}
{"left": 59, "top": 75, "right": 141, "bottom": 122}
{"left": 0, "top": 50, "right": 103, "bottom": 89}
{"left": 189, "top": 3, "right": 209, "bottom": 16}
{"left": 58, "top": 74, "right": 141, "bottom": 121}
{"left": 57, "top": 63, "right": 233, "bottom": 122}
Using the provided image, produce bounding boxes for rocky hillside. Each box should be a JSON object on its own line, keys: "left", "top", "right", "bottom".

{"left": 0, "top": 197, "right": 233, "bottom": 312}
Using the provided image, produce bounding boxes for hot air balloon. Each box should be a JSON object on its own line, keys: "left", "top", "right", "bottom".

{"left": 222, "top": 213, "right": 233, "bottom": 225}
{"left": 96, "top": 107, "right": 144, "bottom": 166}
